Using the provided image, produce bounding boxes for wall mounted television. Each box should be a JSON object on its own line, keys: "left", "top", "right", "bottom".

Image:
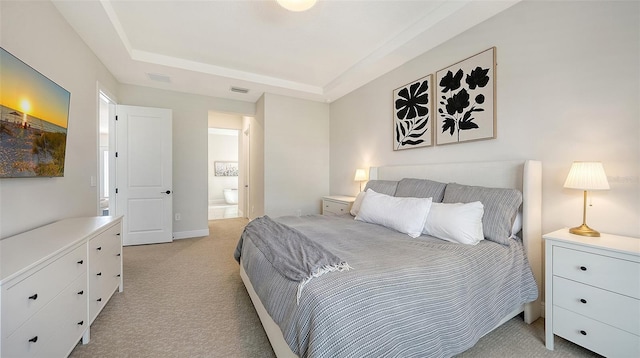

{"left": 0, "top": 47, "right": 71, "bottom": 178}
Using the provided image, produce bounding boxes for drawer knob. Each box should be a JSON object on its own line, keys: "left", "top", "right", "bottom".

{"left": 77, "top": 290, "right": 84, "bottom": 295}
{"left": 96, "top": 246, "right": 102, "bottom": 251}
{"left": 580, "top": 298, "right": 587, "bottom": 304}
{"left": 28, "top": 293, "right": 38, "bottom": 300}
{"left": 77, "top": 320, "right": 84, "bottom": 326}
{"left": 117, "top": 253, "right": 121, "bottom": 257}
{"left": 97, "top": 272, "right": 102, "bottom": 276}
{"left": 580, "top": 330, "right": 587, "bottom": 336}
{"left": 579, "top": 266, "right": 587, "bottom": 271}
{"left": 29, "top": 336, "right": 38, "bottom": 343}
{"left": 117, "top": 274, "right": 121, "bottom": 277}
{"left": 77, "top": 259, "right": 84, "bottom": 265}
{"left": 97, "top": 298, "right": 102, "bottom": 302}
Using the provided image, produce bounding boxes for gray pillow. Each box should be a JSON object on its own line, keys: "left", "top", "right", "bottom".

{"left": 395, "top": 178, "right": 447, "bottom": 202}
{"left": 443, "top": 183, "right": 522, "bottom": 245}
{"left": 363, "top": 180, "right": 398, "bottom": 196}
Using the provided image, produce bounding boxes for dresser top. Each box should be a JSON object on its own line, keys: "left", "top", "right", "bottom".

{"left": 1, "top": 216, "right": 122, "bottom": 283}
{"left": 543, "top": 228, "right": 640, "bottom": 256}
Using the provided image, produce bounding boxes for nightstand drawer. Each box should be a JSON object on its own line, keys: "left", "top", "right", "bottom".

{"left": 553, "top": 246, "right": 640, "bottom": 299}
{"left": 323, "top": 200, "right": 350, "bottom": 215}
{"left": 554, "top": 306, "right": 640, "bottom": 357}
{"left": 553, "top": 276, "right": 640, "bottom": 335}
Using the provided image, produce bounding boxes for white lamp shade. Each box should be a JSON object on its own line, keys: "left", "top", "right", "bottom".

{"left": 276, "top": 0, "right": 317, "bottom": 12}
{"left": 563, "top": 162, "right": 610, "bottom": 190}
{"left": 354, "top": 169, "right": 367, "bottom": 182}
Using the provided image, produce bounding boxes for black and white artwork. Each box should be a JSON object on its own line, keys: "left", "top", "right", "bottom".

{"left": 214, "top": 161, "right": 238, "bottom": 176}
{"left": 436, "top": 47, "right": 496, "bottom": 145}
{"left": 393, "top": 75, "right": 433, "bottom": 150}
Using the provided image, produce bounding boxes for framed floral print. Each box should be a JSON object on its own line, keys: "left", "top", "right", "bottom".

{"left": 393, "top": 74, "right": 433, "bottom": 150}
{"left": 214, "top": 161, "right": 238, "bottom": 176}
{"left": 436, "top": 47, "right": 496, "bottom": 145}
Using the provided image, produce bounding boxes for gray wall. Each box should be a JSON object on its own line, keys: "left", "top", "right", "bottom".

{"left": 263, "top": 93, "right": 330, "bottom": 217}
{"left": 117, "top": 85, "right": 254, "bottom": 238}
{"left": 0, "top": 0, "right": 119, "bottom": 238}
{"left": 329, "top": 0, "right": 640, "bottom": 237}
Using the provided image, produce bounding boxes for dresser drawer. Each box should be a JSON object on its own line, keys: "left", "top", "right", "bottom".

{"left": 1, "top": 244, "right": 86, "bottom": 338}
{"left": 553, "top": 246, "right": 640, "bottom": 299}
{"left": 88, "top": 224, "right": 121, "bottom": 262}
{"left": 89, "top": 280, "right": 118, "bottom": 323}
{"left": 554, "top": 276, "right": 640, "bottom": 335}
{"left": 553, "top": 306, "right": 640, "bottom": 357}
{"left": 2, "top": 273, "right": 87, "bottom": 358}
{"left": 89, "top": 254, "right": 121, "bottom": 322}
{"left": 323, "top": 200, "right": 349, "bottom": 215}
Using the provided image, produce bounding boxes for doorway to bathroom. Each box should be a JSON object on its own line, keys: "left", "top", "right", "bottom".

{"left": 208, "top": 127, "right": 240, "bottom": 220}
{"left": 208, "top": 110, "right": 244, "bottom": 220}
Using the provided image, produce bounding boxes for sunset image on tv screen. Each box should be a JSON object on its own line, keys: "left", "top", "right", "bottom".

{"left": 0, "top": 47, "right": 71, "bottom": 178}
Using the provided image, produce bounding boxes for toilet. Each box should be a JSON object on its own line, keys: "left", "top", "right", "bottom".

{"left": 223, "top": 188, "right": 238, "bottom": 204}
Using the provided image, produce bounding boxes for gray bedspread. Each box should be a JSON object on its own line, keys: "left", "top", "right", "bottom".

{"left": 239, "top": 214, "right": 538, "bottom": 358}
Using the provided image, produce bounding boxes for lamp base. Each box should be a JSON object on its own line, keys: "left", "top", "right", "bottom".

{"left": 569, "top": 224, "right": 600, "bottom": 237}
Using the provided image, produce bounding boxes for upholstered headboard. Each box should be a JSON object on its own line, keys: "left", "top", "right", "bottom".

{"left": 370, "top": 160, "right": 542, "bottom": 323}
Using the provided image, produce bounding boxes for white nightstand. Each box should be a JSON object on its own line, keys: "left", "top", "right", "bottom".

{"left": 321, "top": 196, "right": 355, "bottom": 216}
{"left": 543, "top": 229, "right": 640, "bottom": 357}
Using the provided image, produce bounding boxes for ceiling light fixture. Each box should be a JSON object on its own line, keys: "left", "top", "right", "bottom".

{"left": 276, "top": 0, "right": 317, "bottom": 12}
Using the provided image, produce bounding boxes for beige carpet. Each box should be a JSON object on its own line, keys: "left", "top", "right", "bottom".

{"left": 70, "top": 218, "right": 599, "bottom": 358}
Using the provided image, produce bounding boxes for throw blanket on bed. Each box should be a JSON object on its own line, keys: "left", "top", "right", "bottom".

{"left": 235, "top": 215, "right": 351, "bottom": 302}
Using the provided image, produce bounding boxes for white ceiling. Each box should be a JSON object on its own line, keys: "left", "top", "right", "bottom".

{"left": 52, "top": 0, "right": 519, "bottom": 104}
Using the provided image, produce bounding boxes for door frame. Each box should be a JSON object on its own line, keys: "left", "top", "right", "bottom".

{"left": 97, "top": 87, "right": 117, "bottom": 217}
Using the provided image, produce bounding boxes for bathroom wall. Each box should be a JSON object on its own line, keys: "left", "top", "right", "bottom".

{"left": 208, "top": 129, "right": 239, "bottom": 204}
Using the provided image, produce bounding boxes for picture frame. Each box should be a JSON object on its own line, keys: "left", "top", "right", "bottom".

{"left": 0, "top": 47, "right": 71, "bottom": 178}
{"left": 393, "top": 74, "right": 433, "bottom": 150}
{"left": 214, "top": 161, "right": 238, "bottom": 177}
{"left": 435, "top": 47, "right": 496, "bottom": 145}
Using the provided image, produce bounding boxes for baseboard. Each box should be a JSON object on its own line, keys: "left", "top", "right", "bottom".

{"left": 173, "top": 229, "right": 210, "bottom": 240}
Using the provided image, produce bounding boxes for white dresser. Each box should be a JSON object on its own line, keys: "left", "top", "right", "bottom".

{"left": 544, "top": 229, "right": 640, "bottom": 357}
{"left": 1, "top": 216, "right": 123, "bottom": 358}
{"left": 321, "top": 196, "right": 355, "bottom": 216}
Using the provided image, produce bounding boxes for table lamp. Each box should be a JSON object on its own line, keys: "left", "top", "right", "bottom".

{"left": 563, "top": 161, "right": 610, "bottom": 237}
{"left": 354, "top": 169, "right": 367, "bottom": 192}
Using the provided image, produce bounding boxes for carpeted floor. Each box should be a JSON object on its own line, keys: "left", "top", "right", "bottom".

{"left": 69, "top": 218, "right": 600, "bottom": 358}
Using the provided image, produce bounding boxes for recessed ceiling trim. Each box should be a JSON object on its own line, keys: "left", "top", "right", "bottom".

{"left": 99, "top": 0, "right": 133, "bottom": 56}
{"left": 100, "top": 0, "right": 323, "bottom": 96}
{"left": 323, "top": 0, "right": 469, "bottom": 93}
{"left": 131, "top": 49, "right": 324, "bottom": 95}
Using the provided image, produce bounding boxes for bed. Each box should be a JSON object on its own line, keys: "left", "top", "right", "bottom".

{"left": 237, "top": 160, "right": 542, "bottom": 358}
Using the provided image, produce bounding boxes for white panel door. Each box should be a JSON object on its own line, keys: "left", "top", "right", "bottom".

{"left": 116, "top": 105, "right": 172, "bottom": 246}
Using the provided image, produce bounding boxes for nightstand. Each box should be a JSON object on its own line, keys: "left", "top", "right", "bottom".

{"left": 321, "top": 196, "right": 355, "bottom": 216}
{"left": 543, "top": 229, "right": 640, "bottom": 357}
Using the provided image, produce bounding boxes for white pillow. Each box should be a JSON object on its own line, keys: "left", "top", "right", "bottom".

{"left": 423, "top": 201, "right": 485, "bottom": 245}
{"left": 350, "top": 191, "right": 366, "bottom": 216}
{"left": 355, "top": 189, "right": 432, "bottom": 238}
{"left": 511, "top": 211, "right": 523, "bottom": 237}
